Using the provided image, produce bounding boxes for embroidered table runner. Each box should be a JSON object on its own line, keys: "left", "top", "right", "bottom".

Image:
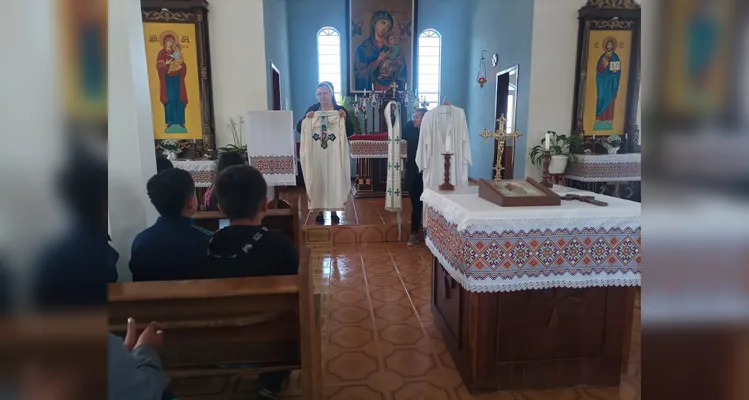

{"left": 244, "top": 111, "right": 297, "bottom": 186}
{"left": 349, "top": 139, "right": 407, "bottom": 159}
{"left": 565, "top": 153, "right": 641, "bottom": 182}
{"left": 422, "top": 185, "right": 641, "bottom": 292}
{"left": 173, "top": 159, "right": 217, "bottom": 188}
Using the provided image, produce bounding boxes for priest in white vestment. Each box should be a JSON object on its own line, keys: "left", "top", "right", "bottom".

{"left": 300, "top": 111, "right": 351, "bottom": 221}
{"left": 415, "top": 104, "right": 472, "bottom": 188}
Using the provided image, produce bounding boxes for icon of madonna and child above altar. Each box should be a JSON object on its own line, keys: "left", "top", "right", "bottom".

{"left": 348, "top": 0, "right": 415, "bottom": 94}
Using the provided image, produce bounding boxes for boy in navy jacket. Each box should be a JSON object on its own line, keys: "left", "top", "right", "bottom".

{"left": 129, "top": 168, "right": 211, "bottom": 281}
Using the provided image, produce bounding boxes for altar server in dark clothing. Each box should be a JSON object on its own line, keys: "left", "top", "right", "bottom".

{"left": 129, "top": 168, "right": 212, "bottom": 281}
{"left": 402, "top": 108, "right": 428, "bottom": 245}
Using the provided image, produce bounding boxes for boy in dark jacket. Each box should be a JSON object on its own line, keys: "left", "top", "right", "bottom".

{"left": 197, "top": 165, "right": 297, "bottom": 398}
{"left": 129, "top": 168, "right": 212, "bottom": 281}
{"left": 199, "top": 165, "right": 298, "bottom": 279}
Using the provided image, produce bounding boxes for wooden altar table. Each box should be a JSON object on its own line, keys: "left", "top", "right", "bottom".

{"left": 422, "top": 185, "right": 641, "bottom": 392}
{"left": 349, "top": 134, "right": 407, "bottom": 198}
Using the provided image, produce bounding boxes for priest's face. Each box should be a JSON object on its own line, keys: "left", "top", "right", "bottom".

{"left": 316, "top": 86, "right": 333, "bottom": 106}
{"left": 413, "top": 111, "right": 425, "bottom": 128}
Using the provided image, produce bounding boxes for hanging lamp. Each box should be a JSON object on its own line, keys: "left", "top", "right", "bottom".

{"left": 477, "top": 50, "right": 488, "bottom": 89}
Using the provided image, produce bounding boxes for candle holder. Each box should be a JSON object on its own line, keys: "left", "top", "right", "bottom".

{"left": 438, "top": 153, "right": 455, "bottom": 191}
{"left": 541, "top": 151, "right": 553, "bottom": 188}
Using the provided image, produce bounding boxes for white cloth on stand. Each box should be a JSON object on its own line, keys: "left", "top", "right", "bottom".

{"left": 300, "top": 111, "right": 351, "bottom": 211}
{"left": 415, "top": 104, "right": 471, "bottom": 188}
{"left": 385, "top": 101, "right": 402, "bottom": 212}
{"left": 244, "top": 111, "right": 297, "bottom": 186}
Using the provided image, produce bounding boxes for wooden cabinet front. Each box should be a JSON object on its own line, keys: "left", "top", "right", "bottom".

{"left": 430, "top": 256, "right": 635, "bottom": 392}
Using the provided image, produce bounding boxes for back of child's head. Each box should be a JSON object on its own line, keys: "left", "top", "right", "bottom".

{"left": 58, "top": 152, "right": 107, "bottom": 225}
{"left": 216, "top": 152, "right": 246, "bottom": 174}
{"left": 155, "top": 153, "right": 174, "bottom": 173}
{"left": 146, "top": 168, "right": 196, "bottom": 217}
{"left": 215, "top": 165, "right": 267, "bottom": 220}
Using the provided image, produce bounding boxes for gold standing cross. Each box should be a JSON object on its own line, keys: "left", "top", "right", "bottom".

{"left": 480, "top": 114, "right": 523, "bottom": 187}
{"left": 389, "top": 82, "right": 398, "bottom": 97}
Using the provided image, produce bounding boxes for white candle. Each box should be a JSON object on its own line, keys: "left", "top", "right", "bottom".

{"left": 355, "top": 94, "right": 358, "bottom": 102}
{"left": 405, "top": 82, "right": 408, "bottom": 92}
{"left": 372, "top": 83, "right": 375, "bottom": 92}
{"left": 446, "top": 136, "right": 453, "bottom": 153}
{"left": 545, "top": 132, "right": 550, "bottom": 151}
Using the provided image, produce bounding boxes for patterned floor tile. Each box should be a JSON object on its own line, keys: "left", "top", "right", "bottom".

{"left": 308, "top": 243, "right": 640, "bottom": 400}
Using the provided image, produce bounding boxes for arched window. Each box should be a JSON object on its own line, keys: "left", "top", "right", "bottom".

{"left": 417, "top": 29, "right": 442, "bottom": 109}
{"left": 317, "top": 27, "right": 342, "bottom": 99}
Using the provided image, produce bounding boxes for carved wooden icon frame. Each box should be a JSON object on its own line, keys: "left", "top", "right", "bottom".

{"left": 142, "top": 0, "right": 216, "bottom": 159}
{"left": 571, "top": 0, "right": 641, "bottom": 153}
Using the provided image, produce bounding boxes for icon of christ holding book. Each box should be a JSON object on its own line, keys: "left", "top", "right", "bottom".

{"left": 594, "top": 37, "right": 622, "bottom": 131}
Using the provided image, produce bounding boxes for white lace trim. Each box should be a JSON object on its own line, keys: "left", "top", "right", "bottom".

{"left": 421, "top": 192, "right": 640, "bottom": 232}
{"left": 172, "top": 159, "right": 217, "bottom": 172}
{"left": 573, "top": 153, "right": 641, "bottom": 164}
{"left": 426, "top": 238, "right": 641, "bottom": 293}
{"left": 565, "top": 175, "right": 641, "bottom": 183}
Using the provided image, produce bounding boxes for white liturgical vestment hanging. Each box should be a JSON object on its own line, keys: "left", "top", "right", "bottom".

{"left": 415, "top": 105, "right": 472, "bottom": 188}
{"left": 384, "top": 101, "right": 402, "bottom": 212}
{"left": 300, "top": 111, "right": 351, "bottom": 211}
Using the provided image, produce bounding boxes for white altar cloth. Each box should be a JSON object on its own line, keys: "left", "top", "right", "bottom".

{"left": 421, "top": 185, "right": 641, "bottom": 292}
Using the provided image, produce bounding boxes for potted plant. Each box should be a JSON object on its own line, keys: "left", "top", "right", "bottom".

{"left": 161, "top": 139, "right": 181, "bottom": 161}
{"left": 219, "top": 116, "right": 248, "bottom": 160}
{"left": 529, "top": 131, "right": 581, "bottom": 174}
{"left": 603, "top": 134, "right": 622, "bottom": 154}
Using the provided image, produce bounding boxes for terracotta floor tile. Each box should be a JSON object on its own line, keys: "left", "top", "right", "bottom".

{"left": 312, "top": 243, "right": 640, "bottom": 400}
{"left": 325, "top": 351, "right": 379, "bottom": 383}
{"left": 325, "top": 385, "right": 386, "bottom": 400}
{"left": 328, "top": 306, "right": 371, "bottom": 326}
{"left": 392, "top": 381, "right": 453, "bottom": 400}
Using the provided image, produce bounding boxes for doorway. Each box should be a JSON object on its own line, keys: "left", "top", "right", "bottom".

{"left": 493, "top": 65, "right": 519, "bottom": 179}
{"left": 271, "top": 63, "right": 281, "bottom": 111}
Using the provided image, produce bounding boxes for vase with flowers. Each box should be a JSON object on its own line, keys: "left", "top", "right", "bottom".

{"left": 603, "top": 135, "right": 622, "bottom": 155}
{"left": 161, "top": 139, "right": 181, "bottom": 161}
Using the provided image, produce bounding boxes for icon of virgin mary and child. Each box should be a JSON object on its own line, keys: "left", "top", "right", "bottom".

{"left": 156, "top": 31, "right": 189, "bottom": 133}
{"left": 354, "top": 10, "right": 407, "bottom": 92}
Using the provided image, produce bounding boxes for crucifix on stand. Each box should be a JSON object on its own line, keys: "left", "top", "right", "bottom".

{"left": 480, "top": 114, "right": 523, "bottom": 187}
{"left": 388, "top": 82, "right": 398, "bottom": 97}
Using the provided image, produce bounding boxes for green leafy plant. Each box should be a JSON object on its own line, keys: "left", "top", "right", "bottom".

{"left": 219, "top": 116, "right": 247, "bottom": 154}
{"left": 528, "top": 131, "right": 582, "bottom": 169}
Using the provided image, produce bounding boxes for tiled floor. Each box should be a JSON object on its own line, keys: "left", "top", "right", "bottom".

{"left": 277, "top": 188, "right": 413, "bottom": 227}
{"left": 301, "top": 243, "right": 641, "bottom": 400}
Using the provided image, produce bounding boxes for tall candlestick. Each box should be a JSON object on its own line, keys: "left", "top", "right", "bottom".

{"left": 545, "top": 132, "right": 550, "bottom": 151}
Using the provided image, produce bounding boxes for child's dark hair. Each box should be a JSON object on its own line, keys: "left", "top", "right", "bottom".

{"left": 215, "top": 165, "right": 267, "bottom": 220}
{"left": 58, "top": 153, "right": 107, "bottom": 225}
{"left": 156, "top": 153, "right": 174, "bottom": 173}
{"left": 216, "top": 151, "right": 246, "bottom": 174}
{"left": 146, "top": 168, "right": 195, "bottom": 217}
{"left": 414, "top": 108, "right": 428, "bottom": 115}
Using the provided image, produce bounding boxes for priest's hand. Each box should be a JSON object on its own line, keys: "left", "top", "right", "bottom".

{"left": 306, "top": 111, "right": 314, "bottom": 118}
{"left": 338, "top": 109, "right": 347, "bottom": 118}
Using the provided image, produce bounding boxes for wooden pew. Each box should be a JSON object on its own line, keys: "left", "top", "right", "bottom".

{"left": 193, "top": 208, "right": 300, "bottom": 252}
{"left": 108, "top": 248, "right": 321, "bottom": 400}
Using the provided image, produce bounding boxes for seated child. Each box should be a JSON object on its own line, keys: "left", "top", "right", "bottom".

{"left": 129, "top": 168, "right": 212, "bottom": 282}
{"left": 198, "top": 165, "right": 298, "bottom": 278}
{"left": 196, "top": 165, "right": 297, "bottom": 400}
